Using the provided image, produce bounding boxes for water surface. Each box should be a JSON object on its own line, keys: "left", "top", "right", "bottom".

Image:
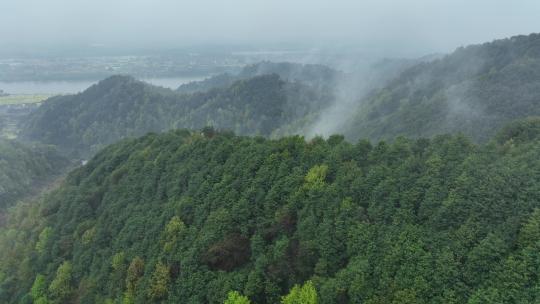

{"left": 0, "top": 76, "right": 206, "bottom": 95}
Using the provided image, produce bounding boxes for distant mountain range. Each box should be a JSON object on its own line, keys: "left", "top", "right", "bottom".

{"left": 4, "top": 33, "right": 540, "bottom": 304}
{"left": 18, "top": 33, "right": 540, "bottom": 156}
{"left": 21, "top": 63, "right": 334, "bottom": 156}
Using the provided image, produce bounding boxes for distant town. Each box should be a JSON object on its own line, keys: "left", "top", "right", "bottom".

{"left": 0, "top": 48, "right": 324, "bottom": 82}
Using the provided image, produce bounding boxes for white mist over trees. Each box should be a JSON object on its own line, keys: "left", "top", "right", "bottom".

{"left": 3, "top": 2, "right": 540, "bottom": 303}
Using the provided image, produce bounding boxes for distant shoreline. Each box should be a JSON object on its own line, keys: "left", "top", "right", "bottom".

{"left": 0, "top": 76, "right": 207, "bottom": 95}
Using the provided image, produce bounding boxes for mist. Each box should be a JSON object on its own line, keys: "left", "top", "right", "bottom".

{"left": 2, "top": 0, "right": 540, "bottom": 57}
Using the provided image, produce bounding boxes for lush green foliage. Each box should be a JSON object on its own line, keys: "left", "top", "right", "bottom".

{"left": 281, "top": 281, "right": 317, "bottom": 304}
{"left": 342, "top": 33, "right": 540, "bottom": 142}
{"left": 226, "top": 281, "right": 317, "bottom": 304}
{"left": 22, "top": 34, "right": 540, "bottom": 161}
{"left": 2, "top": 120, "right": 540, "bottom": 303}
{"left": 224, "top": 291, "right": 251, "bottom": 304}
{"left": 0, "top": 139, "right": 69, "bottom": 209}
{"left": 5, "top": 33, "right": 540, "bottom": 304}
{"left": 22, "top": 74, "right": 331, "bottom": 157}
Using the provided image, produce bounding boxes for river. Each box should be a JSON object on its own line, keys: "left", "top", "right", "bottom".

{"left": 0, "top": 76, "right": 206, "bottom": 95}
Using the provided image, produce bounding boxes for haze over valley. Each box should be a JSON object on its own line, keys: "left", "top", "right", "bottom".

{"left": 2, "top": 1, "right": 540, "bottom": 304}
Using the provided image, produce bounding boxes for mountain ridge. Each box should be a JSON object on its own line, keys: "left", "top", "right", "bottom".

{"left": 339, "top": 32, "right": 540, "bottom": 142}
{"left": 21, "top": 73, "right": 331, "bottom": 157}
{"left": 2, "top": 120, "right": 540, "bottom": 303}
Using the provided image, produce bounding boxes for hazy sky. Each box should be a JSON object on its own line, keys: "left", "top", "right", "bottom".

{"left": 2, "top": 0, "right": 540, "bottom": 56}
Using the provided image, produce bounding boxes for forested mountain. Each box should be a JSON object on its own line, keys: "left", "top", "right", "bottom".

{"left": 20, "top": 76, "right": 176, "bottom": 156}
{"left": 2, "top": 119, "right": 540, "bottom": 303}
{"left": 176, "top": 73, "right": 239, "bottom": 94}
{"left": 176, "top": 62, "right": 340, "bottom": 94}
{"left": 21, "top": 74, "right": 331, "bottom": 157}
{"left": 0, "top": 140, "right": 69, "bottom": 210}
{"left": 21, "top": 34, "right": 540, "bottom": 159}
{"left": 340, "top": 33, "right": 540, "bottom": 142}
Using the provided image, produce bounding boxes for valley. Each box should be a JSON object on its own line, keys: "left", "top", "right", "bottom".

{"left": 0, "top": 95, "right": 46, "bottom": 139}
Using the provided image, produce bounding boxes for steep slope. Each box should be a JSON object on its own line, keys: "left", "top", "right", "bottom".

{"left": 21, "top": 76, "right": 177, "bottom": 155}
{"left": 21, "top": 34, "right": 540, "bottom": 156}
{"left": 21, "top": 74, "right": 331, "bottom": 157}
{"left": 172, "top": 74, "right": 331, "bottom": 136}
{"left": 0, "top": 140, "right": 69, "bottom": 210}
{"left": 340, "top": 33, "right": 540, "bottom": 142}
{"left": 2, "top": 120, "right": 540, "bottom": 303}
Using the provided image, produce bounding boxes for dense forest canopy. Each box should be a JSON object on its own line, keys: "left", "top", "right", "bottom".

{"left": 2, "top": 118, "right": 540, "bottom": 303}
{"left": 21, "top": 74, "right": 331, "bottom": 157}
{"left": 3, "top": 32, "right": 540, "bottom": 304}
{"left": 0, "top": 140, "right": 69, "bottom": 210}
{"left": 340, "top": 33, "right": 540, "bottom": 142}
{"left": 18, "top": 33, "right": 540, "bottom": 161}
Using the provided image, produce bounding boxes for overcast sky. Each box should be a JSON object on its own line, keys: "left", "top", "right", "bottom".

{"left": 1, "top": 0, "right": 540, "bottom": 56}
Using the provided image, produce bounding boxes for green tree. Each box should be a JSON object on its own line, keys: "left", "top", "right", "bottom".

{"left": 48, "top": 261, "right": 73, "bottom": 303}
{"left": 162, "top": 216, "right": 186, "bottom": 252}
{"left": 305, "top": 165, "right": 328, "bottom": 186}
{"left": 282, "top": 281, "right": 317, "bottom": 304}
{"left": 518, "top": 208, "right": 540, "bottom": 248}
{"left": 30, "top": 274, "right": 48, "bottom": 303}
{"left": 126, "top": 256, "right": 144, "bottom": 295}
{"left": 224, "top": 291, "right": 251, "bottom": 304}
{"left": 148, "top": 262, "right": 170, "bottom": 300}
{"left": 111, "top": 251, "right": 126, "bottom": 272}
{"left": 35, "top": 227, "right": 52, "bottom": 254}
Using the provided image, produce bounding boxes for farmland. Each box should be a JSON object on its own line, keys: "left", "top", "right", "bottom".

{"left": 0, "top": 94, "right": 51, "bottom": 105}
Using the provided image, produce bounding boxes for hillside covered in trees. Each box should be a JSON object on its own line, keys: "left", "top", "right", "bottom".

{"left": 0, "top": 140, "right": 69, "bottom": 210}
{"left": 5, "top": 33, "right": 540, "bottom": 303}
{"left": 2, "top": 118, "right": 540, "bottom": 303}
{"left": 340, "top": 33, "right": 540, "bottom": 142}
{"left": 18, "top": 33, "right": 540, "bottom": 160}
{"left": 21, "top": 74, "right": 331, "bottom": 157}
